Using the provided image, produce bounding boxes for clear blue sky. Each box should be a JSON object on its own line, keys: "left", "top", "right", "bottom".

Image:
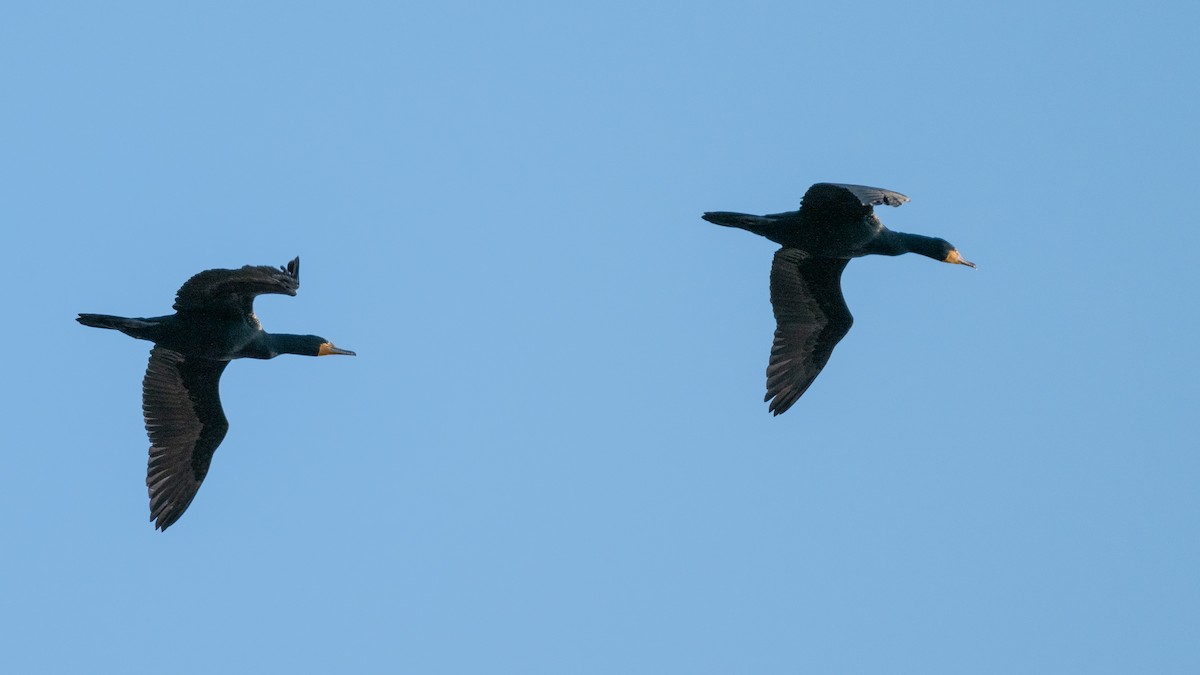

{"left": 2, "top": 2, "right": 1197, "bottom": 673}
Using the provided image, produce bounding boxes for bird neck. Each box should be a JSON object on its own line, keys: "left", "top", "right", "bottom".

{"left": 264, "top": 333, "right": 323, "bottom": 357}
{"left": 868, "top": 230, "right": 945, "bottom": 260}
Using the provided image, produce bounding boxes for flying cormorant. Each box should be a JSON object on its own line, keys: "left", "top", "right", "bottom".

{"left": 703, "top": 183, "right": 974, "bottom": 415}
{"left": 78, "top": 257, "right": 355, "bottom": 530}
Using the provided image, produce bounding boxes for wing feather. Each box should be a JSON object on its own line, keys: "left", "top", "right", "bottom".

{"left": 172, "top": 257, "right": 300, "bottom": 315}
{"left": 765, "top": 249, "right": 854, "bottom": 415}
{"left": 798, "top": 182, "right": 908, "bottom": 220}
{"left": 820, "top": 183, "right": 909, "bottom": 207}
{"left": 142, "top": 347, "right": 230, "bottom": 530}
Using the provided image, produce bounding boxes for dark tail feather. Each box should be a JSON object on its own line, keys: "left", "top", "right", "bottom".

{"left": 77, "top": 314, "right": 157, "bottom": 339}
{"left": 77, "top": 313, "right": 134, "bottom": 330}
{"left": 78, "top": 313, "right": 128, "bottom": 329}
{"left": 702, "top": 211, "right": 777, "bottom": 238}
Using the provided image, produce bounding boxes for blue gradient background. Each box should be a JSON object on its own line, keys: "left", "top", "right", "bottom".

{"left": 2, "top": 2, "right": 1197, "bottom": 673}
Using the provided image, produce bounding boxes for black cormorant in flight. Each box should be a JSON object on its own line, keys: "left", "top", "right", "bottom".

{"left": 78, "top": 257, "right": 355, "bottom": 530}
{"left": 703, "top": 183, "right": 974, "bottom": 415}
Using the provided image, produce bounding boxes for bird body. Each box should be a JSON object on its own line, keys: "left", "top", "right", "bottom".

{"left": 703, "top": 183, "right": 974, "bottom": 415}
{"left": 77, "top": 312, "right": 331, "bottom": 360}
{"left": 79, "top": 312, "right": 259, "bottom": 359}
{"left": 706, "top": 184, "right": 917, "bottom": 256}
{"left": 702, "top": 209, "right": 887, "bottom": 255}
{"left": 78, "top": 257, "right": 354, "bottom": 530}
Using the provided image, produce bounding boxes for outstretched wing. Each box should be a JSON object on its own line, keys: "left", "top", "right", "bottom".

{"left": 825, "top": 183, "right": 909, "bottom": 207}
{"left": 173, "top": 257, "right": 300, "bottom": 316}
{"left": 143, "top": 347, "right": 230, "bottom": 530}
{"left": 798, "top": 182, "right": 908, "bottom": 220}
{"left": 765, "top": 248, "right": 854, "bottom": 415}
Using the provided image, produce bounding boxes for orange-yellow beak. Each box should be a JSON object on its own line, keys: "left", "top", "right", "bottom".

{"left": 944, "top": 249, "right": 976, "bottom": 268}
{"left": 318, "top": 342, "right": 356, "bottom": 356}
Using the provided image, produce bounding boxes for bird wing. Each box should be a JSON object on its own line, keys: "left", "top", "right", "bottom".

{"left": 765, "top": 248, "right": 854, "bottom": 415}
{"left": 143, "top": 347, "right": 230, "bottom": 530}
{"left": 822, "top": 183, "right": 909, "bottom": 207}
{"left": 799, "top": 182, "right": 909, "bottom": 214}
{"left": 172, "top": 257, "right": 300, "bottom": 316}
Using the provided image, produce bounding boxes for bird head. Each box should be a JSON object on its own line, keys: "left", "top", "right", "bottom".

{"left": 933, "top": 239, "right": 976, "bottom": 268}
{"left": 274, "top": 334, "right": 357, "bottom": 357}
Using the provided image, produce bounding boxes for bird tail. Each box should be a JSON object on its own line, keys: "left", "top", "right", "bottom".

{"left": 77, "top": 313, "right": 158, "bottom": 339}
{"left": 702, "top": 211, "right": 778, "bottom": 238}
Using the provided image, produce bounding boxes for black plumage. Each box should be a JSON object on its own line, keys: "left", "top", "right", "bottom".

{"left": 703, "top": 183, "right": 974, "bottom": 415}
{"left": 79, "top": 257, "right": 355, "bottom": 530}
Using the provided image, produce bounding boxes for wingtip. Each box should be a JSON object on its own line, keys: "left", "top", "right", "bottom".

{"left": 152, "top": 507, "right": 185, "bottom": 531}
{"left": 765, "top": 392, "right": 798, "bottom": 416}
{"left": 765, "top": 394, "right": 784, "bottom": 416}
